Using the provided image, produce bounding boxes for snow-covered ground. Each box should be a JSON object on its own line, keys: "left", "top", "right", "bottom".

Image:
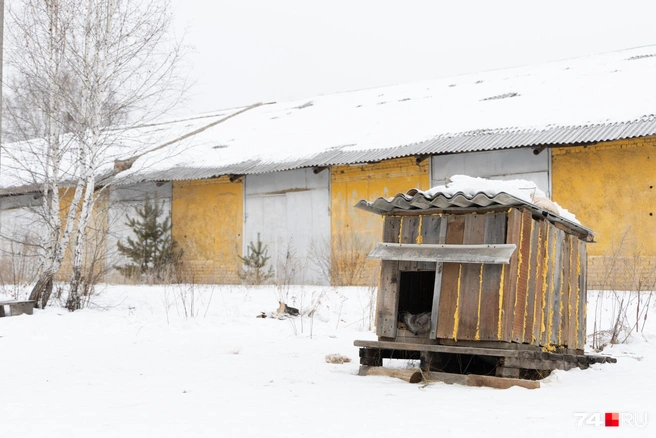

{"left": 1, "top": 285, "right": 654, "bottom": 437}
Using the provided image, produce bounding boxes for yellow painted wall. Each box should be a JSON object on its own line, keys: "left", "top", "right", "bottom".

{"left": 330, "top": 157, "right": 430, "bottom": 285}
{"left": 552, "top": 136, "right": 656, "bottom": 289}
{"left": 172, "top": 176, "right": 243, "bottom": 284}
{"left": 55, "top": 187, "right": 110, "bottom": 282}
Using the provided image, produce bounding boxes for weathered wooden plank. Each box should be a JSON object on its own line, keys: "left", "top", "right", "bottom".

{"left": 550, "top": 229, "right": 565, "bottom": 346}
{"left": 383, "top": 216, "right": 401, "bottom": 243}
{"left": 523, "top": 220, "right": 539, "bottom": 344}
{"left": 354, "top": 339, "right": 525, "bottom": 357}
{"left": 367, "top": 243, "right": 516, "bottom": 264}
{"left": 578, "top": 240, "right": 587, "bottom": 349}
{"left": 376, "top": 260, "right": 400, "bottom": 338}
{"left": 359, "top": 348, "right": 384, "bottom": 366}
{"left": 542, "top": 223, "right": 558, "bottom": 346}
{"left": 568, "top": 239, "right": 579, "bottom": 348}
{"left": 359, "top": 366, "right": 423, "bottom": 383}
{"left": 420, "top": 215, "right": 442, "bottom": 244}
{"left": 496, "top": 367, "right": 521, "bottom": 378}
{"left": 429, "top": 263, "right": 444, "bottom": 339}
{"left": 457, "top": 214, "right": 487, "bottom": 341}
{"left": 502, "top": 356, "right": 576, "bottom": 372}
{"left": 532, "top": 221, "right": 548, "bottom": 345}
{"left": 376, "top": 217, "right": 401, "bottom": 338}
{"left": 430, "top": 218, "right": 448, "bottom": 339}
{"left": 424, "top": 371, "right": 540, "bottom": 390}
{"left": 438, "top": 338, "right": 541, "bottom": 351}
{"left": 0, "top": 300, "right": 36, "bottom": 317}
{"left": 418, "top": 215, "right": 442, "bottom": 271}
{"left": 424, "top": 371, "right": 469, "bottom": 386}
{"left": 436, "top": 215, "right": 466, "bottom": 339}
{"left": 399, "top": 216, "right": 420, "bottom": 271}
{"left": 512, "top": 209, "right": 532, "bottom": 342}
{"left": 560, "top": 234, "right": 572, "bottom": 347}
{"left": 501, "top": 208, "right": 522, "bottom": 342}
{"left": 541, "top": 223, "right": 555, "bottom": 347}
{"left": 479, "top": 212, "right": 507, "bottom": 341}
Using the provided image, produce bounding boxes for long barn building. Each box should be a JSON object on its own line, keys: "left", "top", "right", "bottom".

{"left": 2, "top": 46, "right": 656, "bottom": 289}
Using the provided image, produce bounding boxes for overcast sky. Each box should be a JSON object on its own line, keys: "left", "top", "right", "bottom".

{"left": 172, "top": 0, "right": 656, "bottom": 115}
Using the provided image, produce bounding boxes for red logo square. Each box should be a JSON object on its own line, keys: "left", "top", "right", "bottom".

{"left": 605, "top": 412, "right": 619, "bottom": 427}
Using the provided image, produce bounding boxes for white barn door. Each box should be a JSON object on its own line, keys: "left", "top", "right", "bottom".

{"left": 244, "top": 169, "right": 330, "bottom": 285}
{"left": 431, "top": 148, "right": 551, "bottom": 197}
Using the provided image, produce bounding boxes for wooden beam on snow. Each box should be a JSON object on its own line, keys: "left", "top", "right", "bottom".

{"left": 424, "top": 371, "right": 540, "bottom": 390}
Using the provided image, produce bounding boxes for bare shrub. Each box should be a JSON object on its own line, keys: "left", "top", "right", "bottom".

{"left": 591, "top": 229, "right": 656, "bottom": 350}
{"left": 0, "top": 234, "right": 41, "bottom": 300}
{"left": 275, "top": 238, "right": 304, "bottom": 303}
{"left": 308, "top": 232, "right": 373, "bottom": 286}
{"left": 163, "top": 272, "right": 215, "bottom": 321}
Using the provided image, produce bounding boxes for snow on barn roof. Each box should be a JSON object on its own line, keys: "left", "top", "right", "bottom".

{"left": 3, "top": 46, "right": 656, "bottom": 192}
{"left": 112, "top": 45, "right": 656, "bottom": 184}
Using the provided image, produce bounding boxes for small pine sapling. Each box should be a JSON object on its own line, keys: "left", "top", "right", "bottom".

{"left": 116, "top": 196, "right": 183, "bottom": 282}
{"left": 239, "top": 233, "right": 275, "bottom": 285}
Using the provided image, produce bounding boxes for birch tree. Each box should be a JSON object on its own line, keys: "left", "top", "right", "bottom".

{"left": 3, "top": 0, "right": 187, "bottom": 309}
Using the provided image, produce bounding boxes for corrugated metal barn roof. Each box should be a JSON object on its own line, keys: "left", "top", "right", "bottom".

{"left": 110, "top": 43, "right": 656, "bottom": 185}
{"left": 4, "top": 46, "right": 656, "bottom": 191}
{"left": 355, "top": 190, "right": 595, "bottom": 241}
{"left": 113, "top": 114, "right": 656, "bottom": 185}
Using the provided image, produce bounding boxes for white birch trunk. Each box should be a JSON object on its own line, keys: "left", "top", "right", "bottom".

{"left": 10, "top": 0, "right": 187, "bottom": 309}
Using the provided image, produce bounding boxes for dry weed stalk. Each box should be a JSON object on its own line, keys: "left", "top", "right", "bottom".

{"left": 592, "top": 229, "right": 655, "bottom": 350}
{"left": 164, "top": 271, "right": 215, "bottom": 321}
{"left": 0, "top": 233, "right": 41, "bottom": 300}
{"left": 308, "top": 232, "right": 373, "bottom": 286}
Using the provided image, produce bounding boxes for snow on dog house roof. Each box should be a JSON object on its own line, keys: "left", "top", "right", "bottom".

{"left": 355, "top": 176, "right": 595, "bottom": 242}
{"left": 112, "top": 45, "right": 656, "bottom": 184}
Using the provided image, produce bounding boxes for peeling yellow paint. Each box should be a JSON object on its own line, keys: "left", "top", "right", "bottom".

{"left": 475, "top": 264, "right": 484, "bottom": 340}
{"left": 497, "top": 265, "right": 505, "bottom": 340}
{"left": 531, "top": 225, "right": 543, "bottom": 344}
{"left": 557, "top": 264, "right": 564, "bottom": 346}
{"left": 565, "top": 242, "right": 573, "bottom": 346}
{"left": 416, "top": 216, "right": 423, "bottom": 244}
{"left": 513, "top": 214, "right": 525, "bottom": 312}
{"left": 522, "top": 221, "right": 534, "bottom": 342}
{"left": 398, "top": 217, "right": 403, "bottom": 243}
{"left": 541, "top": 227, "right": 550, "bottom": 339}
{"left": 56, "top": 188, "right": 109, "bottom": 281}
{"left": 575, "top": 249, "right": 581, "bottom": 348}
{"left": 453, "top": 265, "right": 463, "bottom": 341}
{"left": 546, "top": 229, "right": 556, "bottom": 345}
{"left": 512, "top": 211, "right": 526, "bottom": 342}
{"left": 552, "top": 136, "right": 656, "bottom": 288}
{"left": 172, "top": 177, "right": 243, "bottom": 284}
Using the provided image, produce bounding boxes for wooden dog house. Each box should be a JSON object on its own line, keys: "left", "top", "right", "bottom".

{"left": 353, "top": 189, "right": 615, "bottom": 384}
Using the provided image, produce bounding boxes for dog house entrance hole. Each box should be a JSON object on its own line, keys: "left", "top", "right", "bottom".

{"left": 399, "top": 270, "right": 435, "bottom": 314}
{"left": 397, "top": 270, "right": 435, "bottom": 337}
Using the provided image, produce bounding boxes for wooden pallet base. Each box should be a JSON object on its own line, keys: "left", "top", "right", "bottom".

{"left": 355, "top": 339, "right": 616, "bottom": 386}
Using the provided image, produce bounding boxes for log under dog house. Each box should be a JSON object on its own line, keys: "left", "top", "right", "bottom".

{"left": 353, "top": 190, "right": 614, "bottom": 382}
